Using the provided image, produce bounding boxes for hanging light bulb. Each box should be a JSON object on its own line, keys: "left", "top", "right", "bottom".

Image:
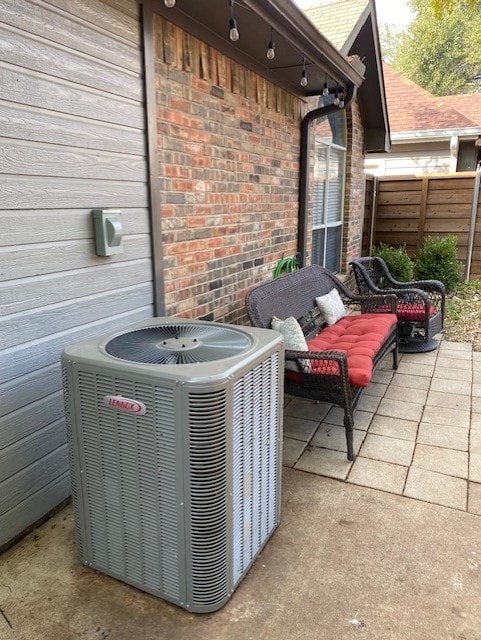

{"left": 267, "top": 27, "right": 275, "bottom": 60}
{"left": 229, "top": 0, "right": 240, "bottom": 41}
{"left": 300, "top": 58, "right": 308, "bottom": 87}
{"left": 322, "top": 75, "right": 329, "bottom": 96}
{"left": 164, "top": 0, "right": 176, "bottom": 6}
{"left": 333, "top": 89, "right": 340, "bottom": 105}
{"left": 339, "top": 92, "right": 345, "bottom": 108}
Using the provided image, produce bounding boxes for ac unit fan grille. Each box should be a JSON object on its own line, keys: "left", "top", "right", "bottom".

{"left": 104, "top": 324, "right": 253, "bottom": 364}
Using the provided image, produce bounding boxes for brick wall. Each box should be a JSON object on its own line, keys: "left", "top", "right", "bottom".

{"left": 154, "top": 15, "right": 304, "bottom": 325}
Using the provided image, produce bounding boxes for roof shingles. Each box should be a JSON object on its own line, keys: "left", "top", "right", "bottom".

{"left": 383, "top": 64, "right": 476, "bottom": 132}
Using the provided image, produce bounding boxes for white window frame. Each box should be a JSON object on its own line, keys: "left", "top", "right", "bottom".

{"left": 311, "top": 137, "right": 346, "bottom": 273}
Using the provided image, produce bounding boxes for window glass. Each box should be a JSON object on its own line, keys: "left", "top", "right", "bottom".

{"left": 310, "top": 102, "right": 346, "bottom": 273}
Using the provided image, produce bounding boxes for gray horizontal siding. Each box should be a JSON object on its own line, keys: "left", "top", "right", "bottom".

{"left": 0, "top": 64, "right": 145, "bottom": 127}
{"left": 0, "top": 0, "right": 154, "bottom": 547}
{"left": 0, "top": 24, "right": 141, "bottom": 99}
{"left": 0, "top": 472, "right": 71, "bottom": 548}
{"left": 0, "top": 306, "right": 153, "bottom": 384}
{"left": 0, "top": 236, "right": 151, "bottom": 281}
{"left": 0, "top": 139, "right": 147, "bottom": 181}
{"left": 2, "top": 0, "right": 141, "bottom": 72}
{"left": 0, "top": 418, "right": 67, "bottom": 483}
{"left": 44, "top": 0, "right": 141, "bottom": 43}
{"left": 0, "top": 102, "right": 146, "bottom": 153}
{"left": 1, "top": 208, "right": 150, "bottom": 246}
{"left": 1, "top": 364, "right": 61, "bottom": 417}
{"left": 1, "top": 259, "right": 152, "bottom": 315}
{"left": 0, "top": 395, "right": 65, "bottom": 451}
{"left": 1, "top": 282, "right": 153, "bottom": 348}
{"left": 0, "top": 176, "right": 149, "bottom": 209}
{"left": 0, "top": 446, "right": 69, "bottom": 515}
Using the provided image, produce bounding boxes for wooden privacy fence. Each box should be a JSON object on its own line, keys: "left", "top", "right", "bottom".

{"left": 363, "top": 172, "right": 481, "bottom": 279}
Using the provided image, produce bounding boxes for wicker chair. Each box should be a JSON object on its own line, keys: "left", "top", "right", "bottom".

{"left": 350, "top": 256, "right": 446, "bottom": 353}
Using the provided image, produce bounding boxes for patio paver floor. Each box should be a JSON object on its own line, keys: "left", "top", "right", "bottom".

{"left": 283, "top": 338, "right": 481, "bottom": 515}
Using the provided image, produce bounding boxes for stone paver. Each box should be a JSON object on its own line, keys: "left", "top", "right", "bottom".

{"left": 396, "top": 361, "right": 435, "bottom": 377}
{"left": 359, "top": 433, "right": 415, "bottom": 466}
{"left": 440, "top": 340, "right": 472, "bottom": 351}
{"left": 364, "top": 381, "right": 388, "bottom": 397}
{"left": 283, "top": 437, "right": 307, "bottom": 467}
{"left": 422, "top": 405, "right": 471, "bottom": 428}
{"left": 417, "top": 422, "right": 469, "bottom": 451}
{"left": 322, "top": 407, "right": 373, "bottom": 431}
{"left": 469, "top": 452, "right": 481, "bottom": 483}
{"left": 357, "top": 393, "right": 382, "bottom": 412}
{"left": 348, "top": 457, "right": 407, "bottom": 494}
{"left": 377, "top": 398, "right": 424, "bottom": 422}
{"left": 384, "top": 385, "right": 429, "bottom": 405}
{"left": 469, "top": 428, "right": 481, "bottom": 454}
{"left": 284, "top": 398, "right": 331, "bottom": 421}
{"left": 294, "top": 446, "right": 352, "bottom": 480}
{"left": 283, "top": 415, "right": 319, "bottom": 442}
{"left": 468, "top": 482, "right": 481, "bottom": 515}
{"left": 412, "top": 444, "right": 468, "bottom": 479}
{"left": 311, "top": 424, "right": 365, "bottom": 455}
{"left": 437, "top": 350, "right": 473, "bottom": 362}
{"left": 471, "top": 413, "right": 481, "bottom": 429}
{"left": 433, "top": 366, "right": 472, "bottom": 382}
{"left": 371, "top": 370, "right": 394, "bottom": 384}
{"left": 430, "top": 377, "right": 471, "bottom": 396}
{"left": 368, "top": 415, "right": 419, "bottom": 441}
{"left": 473, "top": 384, "right": 481, "bottom": 398}
{"left": 426, "top": 390, "right": 471, "bottom": 411}
{"left": 389, "top": 372, "right": 431, "bottom": 390}
{"left": 404, "top": 467, "right": 467, "bottom": 510}
{"left": 401, "top": 353, "right": 438, "bottom": 365}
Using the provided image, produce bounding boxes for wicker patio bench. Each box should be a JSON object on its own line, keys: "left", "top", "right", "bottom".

{"left": 245, "top": 265, "right": 399, "bottom": 461}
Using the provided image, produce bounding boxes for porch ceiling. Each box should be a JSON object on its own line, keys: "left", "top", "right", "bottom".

{"left": 152, "top": 0, "right": 365, "bottom": 98}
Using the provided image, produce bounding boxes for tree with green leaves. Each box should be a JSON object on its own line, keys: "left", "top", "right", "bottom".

{"left": 382, "top": 0, "right": 481, "bottom": 96}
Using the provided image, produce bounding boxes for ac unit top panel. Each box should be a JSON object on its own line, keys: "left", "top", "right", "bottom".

{"left": 61, "top": 318, "right": 283, "bottom": 384}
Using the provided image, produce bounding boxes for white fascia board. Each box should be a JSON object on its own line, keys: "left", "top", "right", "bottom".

{"left": 392, "top": 127, "right": 481, "bottom": 143}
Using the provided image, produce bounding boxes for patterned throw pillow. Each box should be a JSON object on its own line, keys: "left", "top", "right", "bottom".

{"left": 271, "top": 316, "right": 308, "bottom": 371}
{"left": 315, "top": 288, "right": 346, "bottom": 326}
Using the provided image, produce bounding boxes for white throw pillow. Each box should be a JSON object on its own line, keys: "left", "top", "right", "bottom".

{"left": 315, "top": 288, "right": 346, "bottom": 326}
{"left": 271, "top": 316, "right": 308, "bottom": 371}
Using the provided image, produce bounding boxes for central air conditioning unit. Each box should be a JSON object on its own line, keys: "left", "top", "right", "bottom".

{"left": 62, "top": 318, "right": 283, "bottom": 613}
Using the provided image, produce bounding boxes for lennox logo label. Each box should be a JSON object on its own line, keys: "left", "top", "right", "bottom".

{"left": 103, "top": 395, "right": 147, "bottom": 416}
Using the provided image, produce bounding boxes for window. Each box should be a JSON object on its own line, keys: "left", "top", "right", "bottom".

{"left": 310, "top": 99, "right": 346, "bottom": 273}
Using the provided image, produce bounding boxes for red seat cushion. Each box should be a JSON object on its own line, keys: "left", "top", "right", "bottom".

{"left": 285, "top": 313, "right": 397, "bottom": 388}
{"left": 375, "top": 303, "right": 435, "bottom": 322}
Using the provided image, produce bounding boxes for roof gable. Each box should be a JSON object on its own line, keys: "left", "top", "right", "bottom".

{"left": 304, "top": 0, "right": 370, "bottom": 53}
{"left": 303, "top": 0, "right": 390, "bottom": 152}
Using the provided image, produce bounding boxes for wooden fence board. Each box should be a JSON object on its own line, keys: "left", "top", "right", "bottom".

{"left": 377, "top": 192, "right": 422, "bottom": 206}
